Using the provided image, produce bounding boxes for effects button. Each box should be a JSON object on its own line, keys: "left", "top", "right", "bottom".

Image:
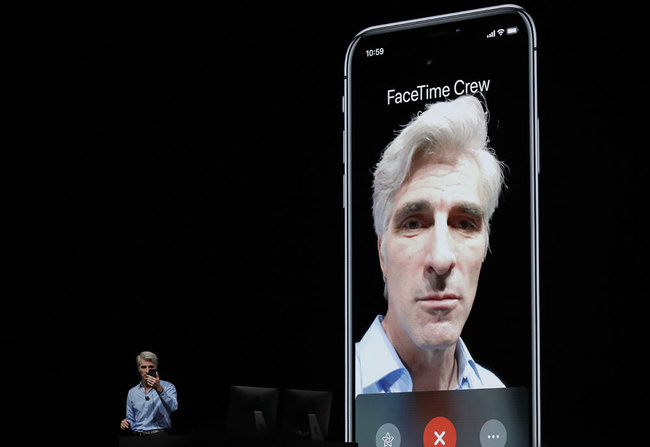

{"left": 375, "top": 422, "right": 401, "bottom": 447}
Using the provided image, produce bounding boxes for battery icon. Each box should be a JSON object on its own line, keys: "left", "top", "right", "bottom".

{"left": 506, "top": 26, "right": 518, "bottom": 35}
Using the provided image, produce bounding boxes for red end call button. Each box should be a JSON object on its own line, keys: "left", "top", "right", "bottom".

{"left": 423, "top": 416, "right": 457, "bottom": 447}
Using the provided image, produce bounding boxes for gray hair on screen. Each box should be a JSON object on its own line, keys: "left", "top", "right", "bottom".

{"left": 372, "top": 95, "right": 506, "bottom": 243}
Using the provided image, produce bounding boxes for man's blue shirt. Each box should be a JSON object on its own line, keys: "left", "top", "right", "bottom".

{"left": 125, "top": 380, "right": 178, "bottom": 432}
{"left": 355, "top": 315, "right": 504, "bottom": 396}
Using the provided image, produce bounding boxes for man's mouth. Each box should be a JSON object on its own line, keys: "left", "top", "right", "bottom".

{"left": 416, "top": 293, "right": 460, "bottom": 310}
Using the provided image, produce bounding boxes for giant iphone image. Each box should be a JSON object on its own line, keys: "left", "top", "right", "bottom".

{"left": 344, "top": 5, "right": 539, "bottom": 447}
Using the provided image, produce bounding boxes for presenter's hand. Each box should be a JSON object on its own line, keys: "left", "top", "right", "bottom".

{"left": 145, "top": 372, "right": 163, "bottom": 393}
{"left": 120, "top": 419, "right": 130, "bottom": 430}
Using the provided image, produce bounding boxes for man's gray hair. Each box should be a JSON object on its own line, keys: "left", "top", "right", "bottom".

{"left": 372, "top": 95, "right": 505, "bottom": 241}
{"left": 136, "top": 351, "right": 159, "bottom": 368}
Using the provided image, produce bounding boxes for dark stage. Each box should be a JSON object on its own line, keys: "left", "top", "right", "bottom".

{"left": 3, "top": 1, "right": 645, "bottom": 445}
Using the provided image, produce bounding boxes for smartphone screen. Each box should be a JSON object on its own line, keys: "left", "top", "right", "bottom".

{"left": 344, "top": 5, "right": 538, "bottom": 447}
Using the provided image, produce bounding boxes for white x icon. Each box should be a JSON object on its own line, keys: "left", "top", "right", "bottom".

{"left": 434, "top": 430, "right": 446, "bottom": 445}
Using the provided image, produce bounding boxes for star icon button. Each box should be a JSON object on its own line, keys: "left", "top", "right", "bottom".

{"left": 375, "top": 423, "right": 401, "bottom": 447}
{"left": 382, "top": 431, "right": 394, "bottom": 447}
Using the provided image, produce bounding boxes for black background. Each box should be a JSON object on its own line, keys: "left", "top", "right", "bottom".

{"left": 3, "top": 1, "right": 646, "bottom": 445}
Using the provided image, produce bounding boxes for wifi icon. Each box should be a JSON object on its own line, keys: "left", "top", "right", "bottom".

{"left": 486, "top": 29, "right": 506, "bottom": 39}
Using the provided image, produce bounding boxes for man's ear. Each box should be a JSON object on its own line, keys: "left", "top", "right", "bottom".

{"left": 378, "top": 236, "right": 386, "bottom": 277}
{"left": 378, "top": 236, "right": 389, "bottom": 301}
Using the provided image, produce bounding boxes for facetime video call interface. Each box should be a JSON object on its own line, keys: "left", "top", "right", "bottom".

{"left": 346, "top": 8, "right": 537, "bottom": 447}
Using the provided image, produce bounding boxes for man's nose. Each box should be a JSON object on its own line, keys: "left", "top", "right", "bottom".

{"left": 424, "top": 222, "right": 456, "bottom": 277}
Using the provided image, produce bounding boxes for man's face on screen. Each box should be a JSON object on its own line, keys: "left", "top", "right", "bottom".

{"left": 379, "top": 153, "right": 488, "bottom": 352}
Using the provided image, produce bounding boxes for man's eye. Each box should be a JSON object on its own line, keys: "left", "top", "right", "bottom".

{"left": 453, "top": 217, "right": 480, "bottom": 232}
{"left": 401, "top": 218, "right": 424, "bottom": 231}
{"left": 406, "top": 219, "right": 420, "bottom": 229}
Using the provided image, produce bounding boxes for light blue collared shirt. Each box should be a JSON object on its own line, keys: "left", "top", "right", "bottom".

{"left": 356, "top": 315, "right": 504, "bottom": 396}
{"left": 125, "top": 380, "right": 178, "bottom": 432}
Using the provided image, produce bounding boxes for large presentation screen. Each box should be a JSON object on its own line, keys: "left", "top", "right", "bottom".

{"left": 344, "top": 6, "right": 539, "bottom": 446}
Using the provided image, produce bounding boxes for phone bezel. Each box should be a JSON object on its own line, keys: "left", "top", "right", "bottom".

{"left": 343, "top": 4, "right": 539, "bottom": 445}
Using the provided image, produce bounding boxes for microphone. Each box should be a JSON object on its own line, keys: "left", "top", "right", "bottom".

{"left": 145, "top": 396, "right": 150, "bottom": 401}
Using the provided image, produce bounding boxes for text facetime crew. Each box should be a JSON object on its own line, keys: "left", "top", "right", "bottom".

{"left": 387, "top": 79, "right": 491, "bottom": 105}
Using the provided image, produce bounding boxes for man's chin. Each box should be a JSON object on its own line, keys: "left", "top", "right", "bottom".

{"left": 416, "top": 325, "right": 460, "bottom": 351}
